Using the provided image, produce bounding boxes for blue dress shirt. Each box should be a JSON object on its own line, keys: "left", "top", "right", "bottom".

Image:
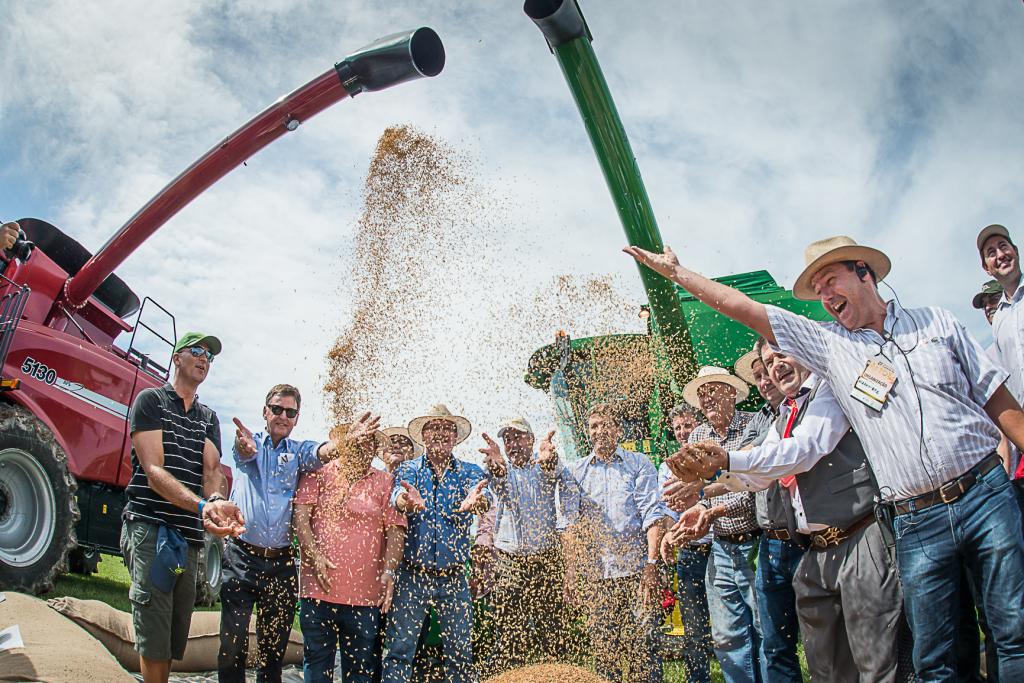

{"left": 562, "top": 446, "right": 670, "bottom": 579}
{"left": 390, "top": 455, "right": 489, "bottom": 572}
{"left": 230, "top": 432, "right": 323, "bottom": 549}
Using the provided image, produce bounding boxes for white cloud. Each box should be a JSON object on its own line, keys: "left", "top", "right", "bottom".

{"left": 3, "top": 0, "right": 1022, "bottom": 465}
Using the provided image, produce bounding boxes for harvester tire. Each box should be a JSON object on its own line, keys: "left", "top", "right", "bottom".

{"left": 0, "top": 402, "right": 79, "bottom": 594}
{"left": 68, "top": 545, "right": 101, "bottom": 574}
{"left": 194, "top": 532, "right": 223, "bottom": 606}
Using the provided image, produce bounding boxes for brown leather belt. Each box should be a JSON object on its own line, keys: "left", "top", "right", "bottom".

{"left": 764, "top": 527, "right": 792, "bottom": 542}
{"left": 804, "top": 514, "right": 875, "bottom": 550}
{"left": 233, "top": 538, "right": 292, "bottom": 559}
{"left": 894, "top": 453, "right": 1001, "bottom": 515}
{"left": 717, "top": 529, "right": 762, "bottom": 545}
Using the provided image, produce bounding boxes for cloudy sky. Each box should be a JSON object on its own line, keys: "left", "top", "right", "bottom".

{"left": 3, "top": 1, "right": 1023, "bottom": 464}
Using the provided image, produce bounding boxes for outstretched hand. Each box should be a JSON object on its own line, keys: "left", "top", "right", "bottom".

{"left": 232, "top": 418, "right": 257, "bottom": 457}
{"left": 479, "top": 433, "right": 506, "bottom": 477}
{"left": 203, "top": 499, "right": 246, "bottom": 538}
{"left": 345, "top": 411, "right": 382, "bottom": 446}
{"left": 458, "top": 480, "right": 489, "bottom": 514}
{"left": 397, "top": 481, "right": 426, "bottom": 513}
{"left": 536, "top": 430, "right": 558, "bottom": 470}
{"left": 622, "top": 244, "right": 681, "bottom": 280}
{"left": 1, "top": 221, "right": 19, "bottom": 251}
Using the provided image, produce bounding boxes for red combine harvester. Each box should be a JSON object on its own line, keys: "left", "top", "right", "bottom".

{"left": 0, "top": 28, "right": 445, "bottom": 603}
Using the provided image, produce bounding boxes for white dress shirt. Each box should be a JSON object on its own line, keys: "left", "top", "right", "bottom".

{"left": 720, "top": 377, "right": 848, "bottom": 532}
{"left": 767, "top": 301, "right": 1005, "bottom": 500}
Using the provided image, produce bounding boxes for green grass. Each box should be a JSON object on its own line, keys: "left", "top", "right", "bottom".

{"left": 42, "top": 553, "right": 220, "bottom": 613}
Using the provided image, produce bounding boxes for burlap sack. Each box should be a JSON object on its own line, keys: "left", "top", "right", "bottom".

{"left": 0, "top": 591, "right": 134, "bottom": 682}
{"left": 47, "top": 596, "right": 303, "bottom": 673}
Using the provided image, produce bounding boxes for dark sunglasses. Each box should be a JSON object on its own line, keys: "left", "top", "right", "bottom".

{"left": 266, "top": 404, "right": 299, "bottom": 419}
{"left": 184, "top": 346, "right": 215, "bottom": 362}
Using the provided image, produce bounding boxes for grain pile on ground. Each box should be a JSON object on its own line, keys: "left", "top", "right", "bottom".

{"left": 483, "top": 663, "right": 608, "bottom": 683}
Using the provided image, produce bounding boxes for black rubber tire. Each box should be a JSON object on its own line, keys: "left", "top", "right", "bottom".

{"left": 0, "top": 402, "right": 79, "bottom": 594}
{"left": 194, "top": 532, "right": 224, "bottom": 606}
{"left": 67, "top": 545, "right": 101, "bottom": 575}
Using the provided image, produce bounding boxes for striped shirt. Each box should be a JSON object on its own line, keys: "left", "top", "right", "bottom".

{"left": 124, "top": 384, "right": 221, "bottom": 544}
{"left": 691, "top": 411, "right": 760, "bottom": 536}
{"left": 991, "top": 278, "right": 1024, "bottom": 406}
{"left": 767, "top": 301, "right": 1006, "bottom": 500}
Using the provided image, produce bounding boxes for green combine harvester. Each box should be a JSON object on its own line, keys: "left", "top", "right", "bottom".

{"left": 524, "top": 272, "right": 828, "bottom": 465}
{"left": 522, "top": 0, "right": 828, "bottom": 463}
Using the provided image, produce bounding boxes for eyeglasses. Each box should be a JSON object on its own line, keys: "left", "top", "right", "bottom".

{"left": 184, "top": 346, "right": 215, "bottom": 362}
{"left": 266, "top": 404, "right": 299, "bottom": 419}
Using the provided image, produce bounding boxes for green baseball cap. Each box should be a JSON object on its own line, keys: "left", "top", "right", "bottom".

{"left": 972, "top": 280, "right": 1003, "bottom": 309}
{"left": 173, "top": 331, "right": 223, "bottom": 356}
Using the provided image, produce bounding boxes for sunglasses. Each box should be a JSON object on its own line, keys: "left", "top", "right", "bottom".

{"left": 266, "top": 404, "right": 299, "bottom": 419}
{"left": 184, "top": 346, "right": 215, "bottom": 362}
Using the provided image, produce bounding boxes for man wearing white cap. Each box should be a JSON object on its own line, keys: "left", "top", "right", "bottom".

{"left": 477, "top": 417, "right": 573, "bottom": 675}
{"left": 383, "top": 404, "right": 491, "bottom": 683}
{"left": 676, "top": 366, "right": 763, "bottom": 683}
{"left": 624, "top": 236, "right": 1024, "bottom": 680}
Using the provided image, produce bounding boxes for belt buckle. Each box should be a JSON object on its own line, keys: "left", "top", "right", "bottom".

{"left": 938, "top": 479, "right": 965, "bottom": 504}
{"left": 812, "top": 527, "right": 842, "bottom": 548}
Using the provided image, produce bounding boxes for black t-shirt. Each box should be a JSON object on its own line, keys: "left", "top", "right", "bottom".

{"left": 123, "top": 384, "right": 221, "bottom": 545}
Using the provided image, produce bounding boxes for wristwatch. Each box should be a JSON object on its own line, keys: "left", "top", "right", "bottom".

{"left": 646, "top": 558, "right": 659, "bottom": 566}
{"left": 207, "top": 493, "right": 225, "bottom": 504}
{"left": 383, "top": 568, "right": 397, "bottom": 579}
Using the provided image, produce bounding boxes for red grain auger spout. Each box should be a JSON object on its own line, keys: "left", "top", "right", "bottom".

{"left": 62, "top": 27, "right": 445, "bottom": 310}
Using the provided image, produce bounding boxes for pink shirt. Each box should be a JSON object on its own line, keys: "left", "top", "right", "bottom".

{"left": 294, "top": 462, "right": 406, "bottom": 606}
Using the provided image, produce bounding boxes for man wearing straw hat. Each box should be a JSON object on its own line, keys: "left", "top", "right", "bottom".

{"left": 477, "top": 416, "right": 572, "bottom": 675}
{"left": 383, "top": 404, "right": 491, "bottom": 683}
{"left": 381, "top": 427, "right": 423, "bottom": 473}
{"left": 624, "top": 236, "right": 1024, "bottom": 680}
{"left": 677, "top": 366, "right": 764, "bottom": 683}
{"left": 293, "top": 418, "right": 404, "bottom": 683}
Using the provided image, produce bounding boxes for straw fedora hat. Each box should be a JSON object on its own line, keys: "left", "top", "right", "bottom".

{"left": 382, "top": 426, "right": 425, "bottom": 456}
{"left": 329, "top": 423, "right": 389, "bottom": 454}
{"left": 682, "top": 366, "right": 750, "bottom": 410}
{"left": 792, "top": 235, "right": 891, "bottom": 301}
{"left": 408, "top": 404, "right": 472, "bottom": 446}
{"left": 733, "top": 349, "right": 762, "bottom": 387}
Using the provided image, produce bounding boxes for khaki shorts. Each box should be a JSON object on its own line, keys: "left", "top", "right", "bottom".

{"left": 120, "top": 519, "right": 199, "bottom": 661}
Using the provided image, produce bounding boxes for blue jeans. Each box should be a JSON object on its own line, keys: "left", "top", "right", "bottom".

{"left": 675, "top": 545, "right": 712, "bottom": 683}
{"left": 382, "top": 566, "right": 474, "bottom": 683}
{"left": 894, "top": 464, "right": 1024, "bottom": 681}
{"left": 299, "top": 599, "right": 380, "bottom": 683}
{"left": 707, "top": 536, "right": 762, "bottom": 683}
{"left": 755, "top": 537, "right": 803, "bottom": 683}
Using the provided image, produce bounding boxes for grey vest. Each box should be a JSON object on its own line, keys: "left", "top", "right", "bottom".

{"left": 776, "top": 380, "right": 879, "bottom": 532}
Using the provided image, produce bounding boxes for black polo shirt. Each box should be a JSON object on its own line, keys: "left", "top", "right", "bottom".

{"left": 124, "top": 383, "right": 221, "bottom": 545}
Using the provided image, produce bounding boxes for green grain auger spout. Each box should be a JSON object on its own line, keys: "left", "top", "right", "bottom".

{"left": 524, "top": 0, "right": 696, "bottom": 387}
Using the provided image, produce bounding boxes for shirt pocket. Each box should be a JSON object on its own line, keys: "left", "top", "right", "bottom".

{"left": 905, "top": 336, "right": 964, "bottom": 391}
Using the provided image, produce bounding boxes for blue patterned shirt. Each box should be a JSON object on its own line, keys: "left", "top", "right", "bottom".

{"left": 390, "top": 455, "right": 489, "bottom": 571}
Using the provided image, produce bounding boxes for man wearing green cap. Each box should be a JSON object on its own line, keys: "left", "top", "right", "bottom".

{"left": 122, "top": 331, "right": 245, "bottom": 683}
{"left": 974, "top": 280, "right": 1004, "bottom": 327}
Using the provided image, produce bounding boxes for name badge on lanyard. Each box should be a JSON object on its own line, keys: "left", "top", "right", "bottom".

{"left": 851, "top": 357, "right": 897, "bottom": 411}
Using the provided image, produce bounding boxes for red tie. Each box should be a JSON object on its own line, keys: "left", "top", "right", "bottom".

{"left": 779, "top": 397, "right": 800, "bottom": 491}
